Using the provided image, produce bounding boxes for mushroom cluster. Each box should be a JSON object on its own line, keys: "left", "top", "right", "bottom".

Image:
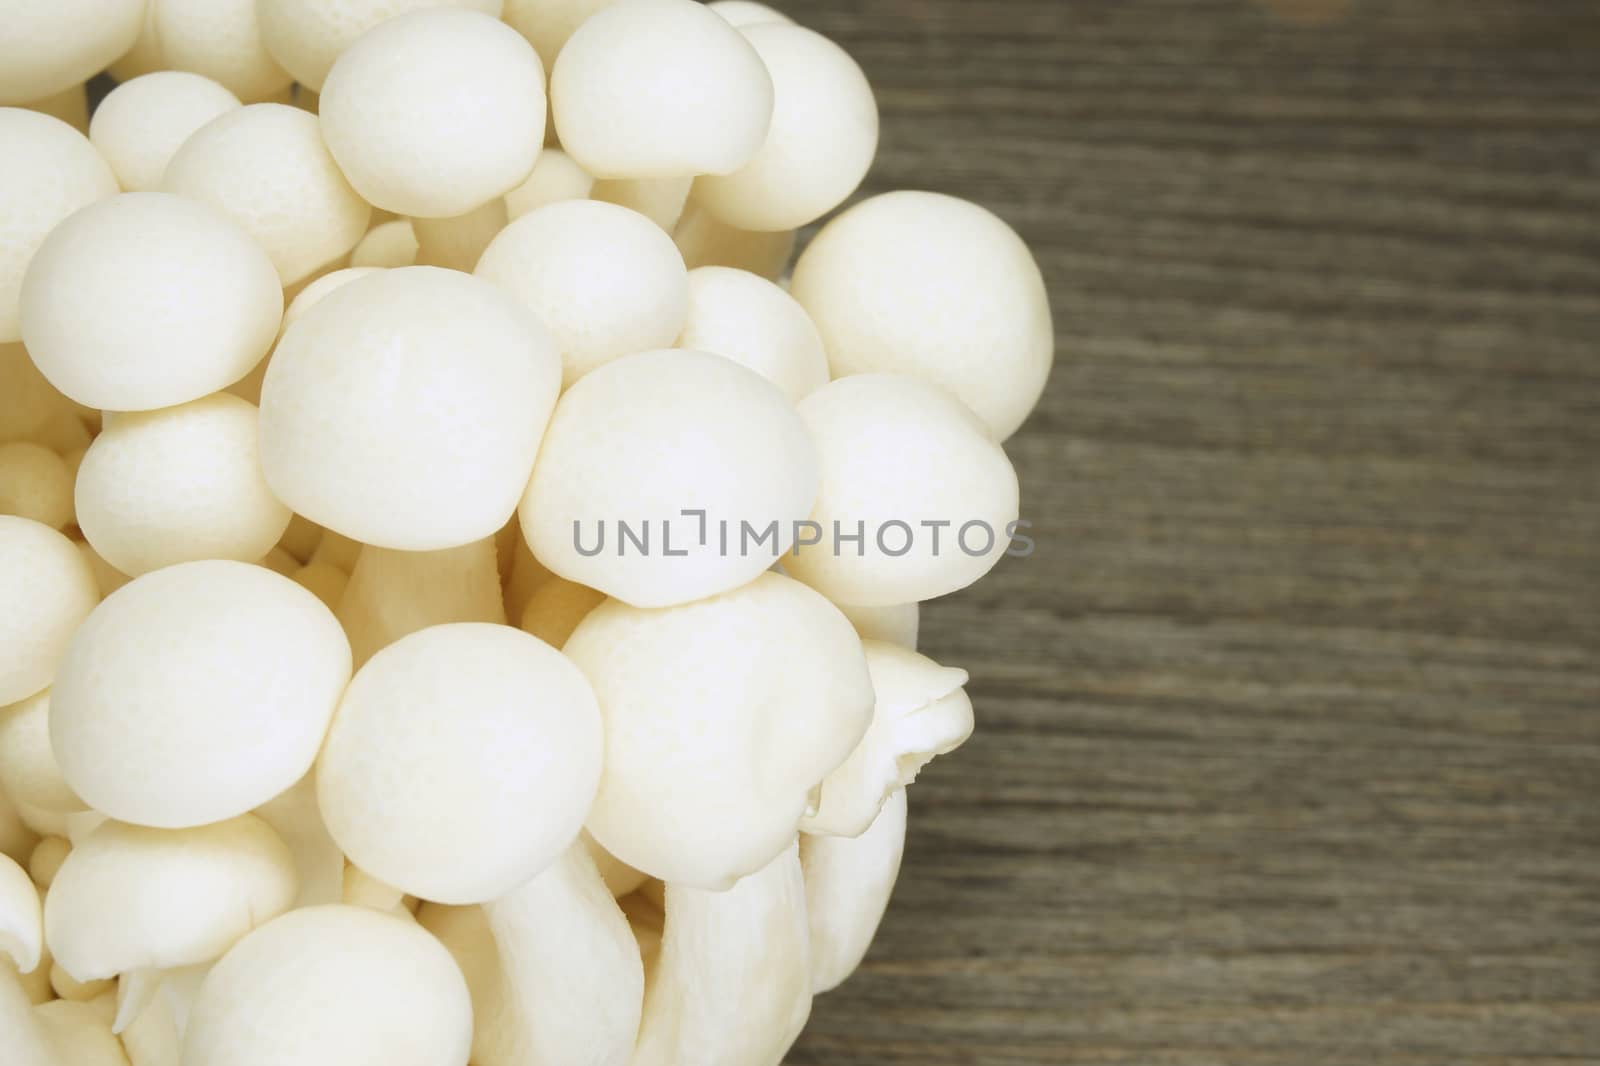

{"left": 0, "top": 0, "right": 1053, "bottom": 1063}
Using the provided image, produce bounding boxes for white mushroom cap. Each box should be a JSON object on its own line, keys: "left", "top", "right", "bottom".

{"left": 694, "top": 23, "right": 878, "bottom": 233}
{"left": 475, "top": 200, "right": 689, "bottom": 387}
{"left": 257, "top": 0, "right": 505, "bottom": 94}
{"left": 50, "top": 560, "right": 353, "bottom": 828}
{"left": 88, "top": 73, "right": 242, "bottom": 193}
{"left": 501, "top": 0, "right": 616, "bottom": 69}
{"left": 280, "top": 266, "right": 382, "bottom": 330}
{"left": 520, "top": 349, "right": 818, "bottom": 608}
{"left": 20, "top": 192, "right": 283, "bottom": 412}
{"left": 0, "top": 110, "right": 118, "bottom": 343}
{"left": 551, "top": 0, "right": 774, "bottom": 179}
{"left": 320, "top": 8, "right": 546, "bottom": 217}
{"left": 791, "top": 190, "right": 1055, "bottom": 440}
{"left": 564, "top": 572, "right": 873, "bottom": 888}
{"left": 75, "top": 393, "right": 293, "bottom": 578}
{"left": 0, "top": 690, "right": 87, "bottom": 814}
{"left": 0, "top": 1, "right": 144, "bottom": 105}
{"left": 259, "top": 267, "right": 561, "bottom": 551}
{"left": 785, "top": 374, "right": 1020, "bottom": 606}
{"left": 802, "top": 642, "right": 972, "bottom": 837}
{"left": 163, "top": 103, "right": 371, "bottom": 285}
{"left": 0, "top": 442, "right": 73, "bottom": 530}
{"left": 633, "top": 842, "right": 810, "bottom": 1066}
{"left": 317, "top": 623, "right": 603, "bottom": 904}
{"left": 155, "top": 0, "right": 295, "bottom": 102}
{"left": 0, "top": 851, "right": 42, "bottom": 974}
{"left": 43, "top": 816, "right": 297, "bottom": 982}
{"left": 181, "top": 905, "right": 473, "bottom": 1066}
{"left": 503, "top": 149, "right": 594, "bottom": 220}
{"left": 676, "top": 266, "right": 829, "bottom": 403}
{"left": 0, "top": 517, "right": 98, "bottom": 706}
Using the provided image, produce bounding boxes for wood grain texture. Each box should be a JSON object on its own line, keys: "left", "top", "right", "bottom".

{"left": 783, "top": 1, "right": 1600, "bottom": 1063}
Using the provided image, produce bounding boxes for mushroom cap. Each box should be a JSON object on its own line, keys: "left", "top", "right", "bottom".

{"left": 693, "top": 23, "right": 878, "bottom": 233}
{"left": 0, "top": 109, "right": 118, "bottom": 343}
{"left": 565, "top": 572, "right": 874, "bottom": 888}
{"left": 44, "top": 816, "right": 297, "bottom": 982}
{"left": 676, "top": 265, "right": 829, "bottom": 403}
{"left": 259, "top": 266, "right": 561, "bottom": 551}
{"left": 19, "top": 192, "right": 283, "bottom": 412}
{"left": 0, "top": 0, "right": 144, "bottom": 105}
{"left": 257, "top": 0, "right": 505, "bottom": 94}
{"left": 320, "top": 8, "right": 545, "bottom": 217}
{"left": 163, "top": 103, "right": 371, "bottom": 285}
{"left": 50, "top": 560, "right": 352, "bottom": 828}
{"left": 785, "top": 373, "right": 1021, "bottom": 606}
{"left": 0, "top": 517, "right": 98, "bottom": 706}
{"left": 790, "top": 190, "right": 1055, "bottom": 440}
{"left": 88, "top": 72, "right": 242, "bottom": 193}
{"left": 519, "top": 348, "right": 818, "bottom": 608}
{"left": 75, "top": 393, "right": 292, "bottom": 578}
{"left": 155, "top": 0, "right": 295, "bottom": 102}
{"left": 551, "top": 0, "right": 773, "bottom": 179}
{"left": 317, "top": 623, "right": 603, "bottom": 904}
{"left": 0, "top": 690, "right": 85, "bottom": 814}
{"left": 182, "top": 904, "right": 473, "bottom": 1066}
{"left": 475, "top": 199, "right": 689, "bottom": 386}
{"left": 501, "top": 0, "right": 616, "bottom": 70}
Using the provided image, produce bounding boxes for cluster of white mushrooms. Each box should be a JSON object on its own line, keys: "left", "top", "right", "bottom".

{"left": 0, "top": 0, "right": 1053, "bottom": 1063}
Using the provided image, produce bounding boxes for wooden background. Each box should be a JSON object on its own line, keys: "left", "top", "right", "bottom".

{"left": 783, "top": 1, "right": 1600, "bottom": 1063}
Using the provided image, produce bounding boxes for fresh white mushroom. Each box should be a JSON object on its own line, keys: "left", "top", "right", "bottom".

{"left": 0, "top": 516, "right": 99, "bottom": 707}
{"left": 251, "top": 771, "right": 344, "bottom": 909}
{"left": 0, "top": 851, "right": 53, "bottom": 1066}
{"left": 43, "top": 815, "right": 297, "bottom": 984}
{"left": 180, "top": 904, "right": 473, "bottom": 1066}
{"left": 633, "top": 842, "right": 811, "bottom": 1066}
{"left": 413, "top": 199, "right": 509, "bottom": 273}
{"left": 0, "top": 689, "right": 87, "bottom": 813}
{"left": 564, "top": 572, "right": 873, "bottom": 888}
{"left": 802, "top": 641, "right": 974, "bottom": 837}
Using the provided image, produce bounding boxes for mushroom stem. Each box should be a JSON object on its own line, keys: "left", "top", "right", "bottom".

{"left": 800, "top": 787, "right": 908, "bottom": 994}
{"left": 479, "top": 843, "right": 643, "bottom": 1066}
{"left": 336, "top": 537, "right": 506, "bottom": 667}
{"left": 632, "top": 842, "right": 811, "bottom": 1066}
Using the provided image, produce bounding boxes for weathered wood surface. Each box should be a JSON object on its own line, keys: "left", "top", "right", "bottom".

{"left": 785, "top": 1, "right": 1600, "bottom": 1062}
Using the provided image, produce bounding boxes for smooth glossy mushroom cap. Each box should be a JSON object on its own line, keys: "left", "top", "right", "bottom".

{"left": 475, "top": 200, "right": 689, "bottom": 387}
{"left": 154, "top": 0, "right": 294, "bottom": 102}
{"left": 551, "top": 0, "right": 773, "bottom": 179}
{"left": 163, "top": 104, "right": 371, "bottom": 285}
{"left": 802, "top": 641, "right": 972, "bottom": 837}
{"left": 318, "top": 623, "right": 602, "bottom": 904}
{"left": 785, "top": 374, "right": 1020, "bottom": 606}
{"left": 75, "top": 393, "right": 293, "bottom": 578}
{"left": 0, "top": 517, "right": 98, "bottom": 706}
{"left": 0, "top": 110, "right": 118, "bottom": 343}
{"left": 320, "top": 8, "right": 545, "bottom": 217}
{"left": 694, "top": 23, "right": 877, "bottom": 233}
{"left": 676, "top": 266, "right": 829, "bottom": 403}
{"left": 519, "top": 349, "right": 817, "bottom": 608}
{"left": 791, "top": 190, "right": 1055, "bottom": 440}
{"left": 50, "top": 560, "right": 352, "bottom": 828}
{"left": 19, "top": 192, "right": 283, "bottom": 412}
{"left": 181, "top": 905, "right": 472, "bottom": 1066}
{"left": 88, "top": 73, "right": 242, "bottom": 193}
{"left": 0, "top": 691, "right": 86, "bottom": 814}
{"left": 0, "top": 1, "right": 144, "bottom": 105}
{"left": 564, "top": 572, "right": 874, "bottom": 888}
{"left": 257, "top": 0, "right": 505, "bottom": 93}
{"left": 280, "top": 267, "right": 382, "bottom": 329}
{"left": 43, "top": 816, "right": 297, "bottom": 982}
{"left": 259, "top": 267, "right": 561, "bottom": 551}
